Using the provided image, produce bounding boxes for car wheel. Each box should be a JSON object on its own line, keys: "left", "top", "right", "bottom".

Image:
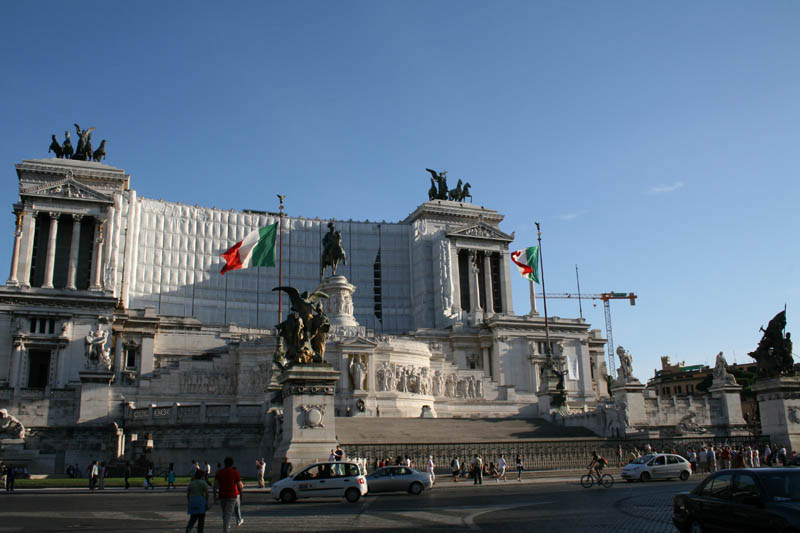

{"left": 345, "top": 487, "right": 361, "bottom": 503}
{"left": 689, "top": 520, "right": 704, "bottom": 533}
{"left": 680, "top": 471, "right": 690, "bottom": 481}
{"left": 280, "top": 489, "right": 296, "bottom": 504}
{"left": 409, "top": 482, "right": 424, "bottom": 495}
{"left": 640, "top": 471, "right": 651, "bottom": 482}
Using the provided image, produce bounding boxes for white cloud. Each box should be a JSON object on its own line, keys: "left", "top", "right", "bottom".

{"left": 649, "top": 181, "right": 685, "bottom": 194}
{"left": 559, "top": 211, "right": 586, "bottom": 221}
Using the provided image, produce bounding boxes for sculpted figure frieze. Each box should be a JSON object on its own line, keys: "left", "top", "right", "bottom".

{"left": 85, "top": 326, "right": 112, "bottom": 370}
{"left": 0, "top": 409, "right": 25, "bottom": 439}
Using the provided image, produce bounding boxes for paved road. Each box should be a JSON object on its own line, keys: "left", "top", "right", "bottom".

{"left": 0, "top": 478, "right": 695, "bottom": 532}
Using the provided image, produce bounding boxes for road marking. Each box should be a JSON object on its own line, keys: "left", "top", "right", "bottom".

{"left": 463, "top": 501, "right": 553, "bottom": 530}
{"left": 392, "top": 510, "right": 465, "bottom": 526}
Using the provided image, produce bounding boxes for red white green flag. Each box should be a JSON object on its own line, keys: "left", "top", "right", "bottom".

{"left": 511, "top": 246, "right": 540, "bottom": 283}
{"left": 220, "top": 223, "right": 278, "bottom": 275}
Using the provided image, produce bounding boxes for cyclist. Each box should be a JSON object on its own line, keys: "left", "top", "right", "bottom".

{"left": 588, "top": 451, "right": 608, "bottom": 480}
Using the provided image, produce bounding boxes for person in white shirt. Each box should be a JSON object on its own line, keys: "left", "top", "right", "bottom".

{"left": 426, "top": 456, "right": 435, "bottom": 485}
{"left": 329, "top": 450, "right": 336, "bottom": 462}
{"left": 497, "top": 454, "right": 507, "bottom": 482}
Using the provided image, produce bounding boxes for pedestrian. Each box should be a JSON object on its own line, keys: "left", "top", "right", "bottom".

{"left": 688, "top": 448, "right": 697, "bottom": 474}
{"left": 720, "top": 447, "right": 732, "bottom": 470}
{"left": 89, "top": 460, "right": 99, "bottom": 491}
{"left": 6, "top": 465, "right": 15, "bottom": 492}
{"left": 233, "top": 466, "right": 244, "bottom": 527}
{"left": 764, "top": 444, "right": 772, "bottom": 466}
{"left": 426, "top": 455, "right": 436, "bottom": 485}
{"left": 404, "top": 455, "right": 411, "bottom": 468}
{"left": 617, "top": 444, "right": 623, "bottom": 467}
{"left": 335, "top": 446, "right": 345, "bottom": 461}
{"left": 256, "top": 458, "right": 266, "bottom": 488}
{"left": 472, "top": 454, "right": 483, "bottom": 485}
{"left": 489, "top": 462, "right": 498, "bottom": 480}
{"left": 497, "top": 454, "right": 507, "bottom": 482}
{"left": 124, "top": 461, "right": 131, "bottom": 490}
{"left": 280, "top": 457, "right": 293, "bottom": 480}
{"left": 753, "top": 448, "right": 761, "bottom": 468}
{"left": 516, "top": 455, "right": 524, "bottom": 481}
{"left": 99, "top": 461, "right": 107, "bottom": 490}
{"left": 706, "top": 447, "right": 716, "bottom": 473}
{"left": 204, "top": 461, "right": 212, "bottom": 486}
{"left": 186, "top": 469, "right": 209, "bottom": 533}
{"left": 168, "top": 462, "right": 177, "bottom": 489}
{"left": 213, "top": 456, "right": 243, "bottom": 532}
{"left": 451, "top": 456, "right": 460, "bottom": 482}
{"left": 698, "top": 447, "right": 707, "bottom": 473}
{"left": 145, "top": 462, "right": 154, "bottom": 489}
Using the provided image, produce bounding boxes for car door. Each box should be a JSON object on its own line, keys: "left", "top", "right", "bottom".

{"left": 367, "top": 468, "right": 392, "bottom": 492}
{"left": 391, "top": 467, "right": 414, "bottom": 491}
{"left": 667, "top": 455, "right": 683, "bottom": 478}
{"left": 729, "top": 473, "right": 771, "bottom": 532}
{"left": 318, "top": 462, "right": 347, "bottom": 496}
{"left": 293, "top": 465, "right": 324, "bottom": 498}
{"left": 694, "top": 472, "right": 734, "bottom": 532}
{"left": 649, "top": 455, "right": 667, "bottom": 479}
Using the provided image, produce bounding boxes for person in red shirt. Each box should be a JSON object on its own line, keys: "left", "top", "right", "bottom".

{"left": 213, "top": 457, "right": 243, "bottom": 531}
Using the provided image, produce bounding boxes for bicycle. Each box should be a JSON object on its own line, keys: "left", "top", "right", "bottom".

{"left": 580, "top": 468, "right": 614, "bottom": 488}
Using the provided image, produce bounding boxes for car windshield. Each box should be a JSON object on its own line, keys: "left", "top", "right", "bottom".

{"left": 760, "top": 472, "right": 800, "bottom": 501}
{"left": 632, "top": 454, "right": 655, "bottom": 465}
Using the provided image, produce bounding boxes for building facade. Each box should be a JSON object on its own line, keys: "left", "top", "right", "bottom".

{"left": 0, "top": 158, "right": 611, "bottom": 473}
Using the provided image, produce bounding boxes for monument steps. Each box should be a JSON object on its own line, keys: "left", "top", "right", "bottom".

{"left": 335, "top": 417, "right": 599, "bottom": 445}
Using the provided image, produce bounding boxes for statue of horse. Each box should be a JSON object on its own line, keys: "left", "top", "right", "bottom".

{"left": 320, "top": 222, "right": 347, "bottom": 279}
{"left": 93, "top": 140, "right": 107, "bottom": 162}
{"left": 448, "top": 179, "right": 463, "bottom": 201}
{"left": 749, "top": 310, "right": 793, "bottom": 377}
{"left": 460, "top": 182, "right": 472, "bottom": 202}
{"left": 428, "top": 177, "right": 437, "bottom": 201}
{"left": 62, "top": 131, "right": 74, "bottom": 159}
{"left": 49, "top": 134, "right": 63, "bottom": 158}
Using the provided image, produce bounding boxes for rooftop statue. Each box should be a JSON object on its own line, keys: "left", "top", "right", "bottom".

{"left": 73, "top": 123, "right": 96, "bottom": 161}
{"left": 273, "top": 286, "right": 330, "bottom": 366}
{"left": 93, "top": 140, "right": 107, "bottom": 162}
{"left": 320, "top": 221, "right": 346, "bottom": 279}
{"left": 62, "top": 131, "right": 74, "bottom": 159}
{"left": 615, "top": 345, "right": 636, "bottom": 383}
{"left": 425, "top": 168, "right": 449, "bottom": 200}
{"left": 712, "top": 351, "right": 737, "bottom": 386}
{"left": 749, "top": 310, "right": 794, "bottom": 378}
{"left": 48, "top": 134, "right": 64, "bottom": 158}
{"left": 47, "top": 125, "right": 108, "bottom": 162}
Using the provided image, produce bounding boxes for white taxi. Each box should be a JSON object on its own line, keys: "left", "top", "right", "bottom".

{"left": 271, "top": 461, "right": 368, "bottom": 503}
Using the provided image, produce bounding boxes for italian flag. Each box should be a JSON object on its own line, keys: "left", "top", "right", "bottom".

{"left": 220, "top": 223, "right": 278, "bottom": 275}
{"left": 510, "top": 246, "right": 540, "bottom": 283}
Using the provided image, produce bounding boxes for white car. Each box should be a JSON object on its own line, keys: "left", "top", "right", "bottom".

{"left": 621, "top": 453, "right": 692, "bottom": 482}
{"left": 271, "top": 461, "right": 368, "bottom": 503}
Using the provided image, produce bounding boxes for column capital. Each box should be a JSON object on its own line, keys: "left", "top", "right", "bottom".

{"left": 72, "top": 213, "right": 84, "bottom": 222}
{"left": 48, "top": 211, "right": 60, "bottom": 220}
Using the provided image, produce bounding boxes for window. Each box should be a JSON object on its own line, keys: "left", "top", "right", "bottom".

{"left": 125, "top": 345, "right": 138, "bottom": 369}
{"left": 28, "top": 318, "right": 56, "bottom": 335}
{"left": 732, "top": 474, "right": 760, "bottom": 502}
{"left": 330, "top": 463, "right": 360, "bottom": 478}
{"left": 668, "top": 456, "right": 682, "bottom": 465}
{"left": 701, "top": 473, "right": 733, "bottom": 500}
{"left": 676, "top": 386, "right": 682, "bottom": 394}
{"left": 27, "top": 349, "right": 51, "bottom": 388}
{"left": 650, "top": 456, "right": 666, "bottom": 466}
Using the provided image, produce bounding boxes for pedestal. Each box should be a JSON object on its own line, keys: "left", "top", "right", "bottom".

{"left": 77, "top": 369, "right": 114, "bottom": 424}
{"left": 270, "top": 364, "right": 341, "bottom": 477}
{"left": 611, "top": 379, "right": 646, "bottom": 431}
{"left": 317, "top": 275, "right": 358, "bottom": 327}
{"left": 709, "top": 382, "right": 746, "bottom": 427}
{"left": 537, "top": 372, "right": 565, "bottom": 416}
{"left": 752, "top": 376, "right": 800, "bottom": 452}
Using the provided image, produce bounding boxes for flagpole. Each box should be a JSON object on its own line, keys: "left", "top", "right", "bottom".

{"left": 277, "top": 194, "right": 285, "bottom": 323}
{"left": 535, "top": 222, "right": 552, "bottom": 358}
{"left": 528, "top": 279, "right": 538, "bottom": 316}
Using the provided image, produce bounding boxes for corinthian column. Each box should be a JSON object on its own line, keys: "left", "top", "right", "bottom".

{"left": 90, "top": 218, "right": 105, "bottom": 291}
{"left": 66, "top": 214, "right": 83, "bottom": 290}
{"left": 482, "top": 252, "right": 494, "bottom": 316}
{"left": 42, "top": 212, "right": 60, "bottom": 289}
{"left": 7, "top": 211, "right": 23, "bottom": 286}
{"left": 467, "top": 250, "right": 477, "bottom": 314}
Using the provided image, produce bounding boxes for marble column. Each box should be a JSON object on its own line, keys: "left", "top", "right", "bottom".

{"left": 482, "top": 252, "right": 494, "bottom": 316}
{"left": 450, "top": 243, "right": 461, "bottom": 315}
{"left": 481, "top": 345, "right": 491, "bottom": 379}
{"left": 18, "top": 211, "right": 36, "bottom": 288}
{"left": 9, "top": 341, "right": 22, "bottom": 389}
{"left": 42, "top": 212, "right": 60, "bottom": 289}
{"left": 6, "top": 211, "right": 23, "bottom": 286}
{"left": 532, "top": 361, "right": 541, "bottom": 393}
{"left": 491, "top": 338, "right": 504, "bottom": 385}
{"left": 498, "top": 251, "right": 512, "bottom": 314}
{"left": 467, "top": 250, "right": 477, "bottom": 314}
{"left": 90, "top": 218, "right": 105, "bottom": 290}
{"left": 66, "top": 214, "right": 83, "bottom": 290}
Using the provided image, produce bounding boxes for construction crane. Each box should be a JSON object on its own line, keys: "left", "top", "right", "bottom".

{"left": 538, "top": 292, "right": 637, "bottom": 378}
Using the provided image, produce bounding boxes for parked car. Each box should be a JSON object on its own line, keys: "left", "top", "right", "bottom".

{"left": 621, "top": 453, "right": 692, "bottom": 482}
{"left": 673, "top": 468, "right": 800, "bottom": 532}
{"left": 271, "top": 461, "right": 368, "bottom": 503}
{"left": 365, "top": 465, "right": 433, "bottom": 495}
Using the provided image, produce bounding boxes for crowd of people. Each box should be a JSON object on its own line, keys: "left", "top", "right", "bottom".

{"left": 618, "top": 441, "right": 794, "bottom": 472}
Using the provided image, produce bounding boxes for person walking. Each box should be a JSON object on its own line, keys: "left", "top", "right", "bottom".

{"left": 617, "top": 444, "right": 624, "bottom": 467}
{"left": 707, "top": 447, "right": 716, "bottom": 473}
{"left": 256, "top": 458, "right": 266, "bottom": 488}
{"left": 124, "top": 461, "right": 131, "bottom": 490}
{"left": 186, "top": 469, "right": 209, "bottom": 533}
{"left": 451, "top": 457, "right": 460, "bottom": 482}
{"left": 279, "top": 457, "right": 293, "bottom": 480}
{"left": 204, "top": 461, "right": 212, "bottom": 486}
{"left": 426, "top": 455, "right": 436, "bottom": 485}
{"left": 516, "top": 455, "right": 524, "bottom": 481}
{"left": 168, "top": 463, "right": 177, "bottom": 490}
{"left": 497, "top": 454, "right": 507, "bottom": 482}
{"left": 89, "top": 460, "right": 99, "bottom": 491}
{"left": 99, "top": 461, "right": 107, "bottom": 490}
{"left": 753, "top": 448, "right": 761, "bottom": 468}
{"left": 472, "top": 454, "right": 483, "bottom": 485}
{"left": 6, "top": 465, "right": 15, "bottom": 492}
{"left": 213, "top": 457, "right": 243, "bottom": 532}
{"left": 145, "top": 463, "right": 154, "bottom": 489}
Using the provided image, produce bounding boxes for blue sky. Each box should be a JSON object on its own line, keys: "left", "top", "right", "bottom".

{"left": 1, "top": 1, "right": 798, "bottom": 380}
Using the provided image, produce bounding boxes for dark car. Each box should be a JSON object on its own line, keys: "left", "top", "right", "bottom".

{"left": 673, "top": 468, "right": 800, "bottom": 532}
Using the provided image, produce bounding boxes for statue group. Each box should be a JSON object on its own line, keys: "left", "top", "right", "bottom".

{"left": 749, "top": 310, "right": 794, "bottom": 378}
{"left": 48, "top": 123, "right": 107, "bottom": 162}
{"left": 320, "top": 221, "right": 347, "bottom": 279}
{"left": 425, "top": 169, "right": 472, "bottom": 202}
{"left": 85, "top": 327, "right": 112, "bottom": 370}
{"left": 273, "top": 287, "right": 331, "bottom": 367}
